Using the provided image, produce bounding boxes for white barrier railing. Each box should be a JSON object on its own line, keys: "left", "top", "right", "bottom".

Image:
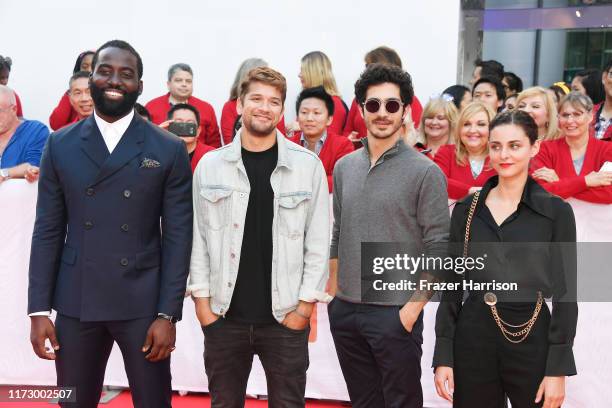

{"left": 1, "top": 180, "right": 610, "bottom": 406}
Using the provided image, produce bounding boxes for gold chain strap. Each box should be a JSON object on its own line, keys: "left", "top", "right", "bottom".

{"left": 463, "top": 191, "right": 480, "bottom": 259}
{"left": 490, "top": 293, "right": 543, "bottom": 343}
{"left": 463, "top": 191, "right": 542, "bottom": 344}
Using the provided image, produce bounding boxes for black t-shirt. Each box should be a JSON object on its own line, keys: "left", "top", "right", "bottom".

{"left": 225, "top": 143, "right": 278, "bottom": 325}
{"left": 188, "top": 150, "right": 195, "bottom": 161}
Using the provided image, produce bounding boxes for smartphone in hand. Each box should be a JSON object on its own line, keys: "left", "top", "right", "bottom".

{"left": 168, "top": 122, "right": 197, "bottom": 137}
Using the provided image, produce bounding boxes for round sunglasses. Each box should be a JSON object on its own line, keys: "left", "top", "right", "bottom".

{"left": 362, "top": 98, "right": 403, "bottom": 114}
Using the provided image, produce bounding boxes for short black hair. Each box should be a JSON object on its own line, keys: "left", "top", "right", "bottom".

{"left": 490, "top": 109, "right": 538, "bottom": 145}
{"left": 134, "top": 103, "right": 151, "bottom": 121}
{"left": 574, "top": 69, "right": 605, "bottom": 105}
{"left": 73, "top": 50, "right": 95, "bottom": 74}
{"left": 473, "top": 76, "right": 506, "bottom": 102}
{"left": 168, "top": 103, "right": 200, "bottom": 127}
{"left": 475, "top": 59, "right": 505, "bottom": 81}
{"left": 91, "top": 40, "right": 143, "bottom": 79}
{"left": 68, "top": 70, "right": 91, "bottom": 88}
{"left": 354, "top": 63, "right": 414, "bottom": 107}
{"left": 295, "top": 86, "right": 335, "bottom": 116}
{"left": 0, "top": 55, "right": 12, "bottom": 71}
{"left": 443, "top": 85, "right": 470, "bottom": 110}
{"left": 503, "top": 72, "right": 523, "bottom": 94}
{"left": 604, "top": 59, "right": 612, "bottom": 75}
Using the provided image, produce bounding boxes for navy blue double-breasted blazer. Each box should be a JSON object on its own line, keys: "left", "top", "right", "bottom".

{"left": 27, "top": 114, "right": 193, "bottom": 321}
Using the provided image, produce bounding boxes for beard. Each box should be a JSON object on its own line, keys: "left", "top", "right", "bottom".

{"left": 90, "top": 82, "right": 140, "bottom": 118}
{"left": 241, "top": 114, "right": 276, "bottom": 137}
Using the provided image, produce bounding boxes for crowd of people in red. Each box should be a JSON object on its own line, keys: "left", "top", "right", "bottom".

{"left": 1, "top": 47, "right": 611, "bottom": 204}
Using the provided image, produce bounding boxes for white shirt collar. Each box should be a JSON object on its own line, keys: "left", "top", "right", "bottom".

{"left": 93, "top": 109, "right": 135, "bottom": 137}
{"left": 93, "top": 109, "right": 135, "bottom": 153}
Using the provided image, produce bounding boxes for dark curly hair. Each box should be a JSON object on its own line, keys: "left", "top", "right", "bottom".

{"left": 489, "top": 109, "right": 538, "bottom": 145}
{"left": 354, "top": 63, "right": 414, "bottom": 108}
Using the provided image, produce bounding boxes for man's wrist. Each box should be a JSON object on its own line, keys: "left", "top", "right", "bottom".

{"left": 294, "top": 302, "right": 315, "bottom": 319}
{"left": 401, "top": 302, "right": 424, "bottom": 319}
{"left": 293, "top": 308, "right": 310, "bottom": 320}
{"left": 157, "top": 313, "right": 178, "bottom": 324}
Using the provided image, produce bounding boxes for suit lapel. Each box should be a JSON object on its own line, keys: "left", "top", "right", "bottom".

{"left": 80, "top": 116, "right": 111, "bottom": 168}
{"left": 92, "top": 115, "right": 145, "bottom": 186}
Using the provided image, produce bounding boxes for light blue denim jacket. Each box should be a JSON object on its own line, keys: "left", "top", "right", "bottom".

{"left": 187, "top": 130, "right": 331, "bottom": 322}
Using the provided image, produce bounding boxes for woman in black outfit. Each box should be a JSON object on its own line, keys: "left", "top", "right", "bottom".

{"left": 433, "top": 110, "right": 578, "bottom": 408}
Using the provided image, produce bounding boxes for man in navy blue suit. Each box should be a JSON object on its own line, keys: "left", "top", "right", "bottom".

{"left": 27, "top": 40, "right": 193, "bottom": 408}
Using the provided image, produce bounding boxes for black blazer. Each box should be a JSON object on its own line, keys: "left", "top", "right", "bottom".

{"left": 28, "top": 114, "right": 193, "bottom": 321}
{"left": 433, "top": 175, "right": 578, "bottom": 376}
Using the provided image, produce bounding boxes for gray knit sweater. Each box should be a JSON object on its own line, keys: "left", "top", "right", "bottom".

{"left": 330, "top": 139, "right": 450, "bottom": 305}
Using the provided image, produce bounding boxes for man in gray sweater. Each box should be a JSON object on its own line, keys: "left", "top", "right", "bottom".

{"left": 328, "top": 63, "right": 450, "bottom": 408}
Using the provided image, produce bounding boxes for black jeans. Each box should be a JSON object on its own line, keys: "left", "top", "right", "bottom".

{"left": 328, "top": 298, "right": 424, "bottom": 408}
{"left": 452, "top": 296, "right": 551, "bottom": 408}
{"left": 202, "top": 318, "right": 310, "bottom": 408}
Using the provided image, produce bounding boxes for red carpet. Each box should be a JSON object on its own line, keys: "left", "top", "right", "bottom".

{"left": 0, "top": 387, "right": 349, "bottom": 407}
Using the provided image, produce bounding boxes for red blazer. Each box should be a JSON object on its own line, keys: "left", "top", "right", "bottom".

{"left": 49, "top": 92, "right": 78, "bottom": 130}
{"left": 590, "top": 102, "right": 612, "bottom": 141}
{"left": 289, "top": 132, "right": 354, "bottom": 192}
{"left": 342, "top": 95, "right": 423, "bottom": 139}
{"left": 434, "top": 144, "right": 497, "bottom": 200}
{"left": 14, "top": 91, "right": 23, "bottom": 117}
{"left": 531, "top": 136, "right": 612, "bottom": 204}
{"left": 146, "top": 93, "right": 221, "bottom": 148}
{"left": 220, "top": 98, "right": 286, "bottom": 145}
{"left": 191, "top": 141, "right": 216, "bottom": 172}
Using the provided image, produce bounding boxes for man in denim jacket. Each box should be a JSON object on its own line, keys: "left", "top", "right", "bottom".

{"left": 188, "top": 67, "right": 330, "bottom": 408}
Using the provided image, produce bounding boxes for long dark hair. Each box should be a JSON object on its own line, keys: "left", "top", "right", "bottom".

{"left": 73, "top": 50, "right": 95, "bottom": 74}
{"left": 574, "top": 69, "right": 605, "bottom": 105}
{"left": 443, "top": 85, "right": 470, "bottom": 110}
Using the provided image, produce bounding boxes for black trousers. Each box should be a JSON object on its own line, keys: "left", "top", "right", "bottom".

{"left": 202, "top": 318, "right": 310, "bottom": 408}
{"left": 452, "top": 297, "right": 551, "bottom": 408}
{"left": 328, "top": 298, "right": 424, "bottom": 408}
{"left": 54, "top": 314, "right": 172, "bottom": 408}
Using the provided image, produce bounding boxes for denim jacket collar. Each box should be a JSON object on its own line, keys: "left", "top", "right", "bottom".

{"left": 222, "top": 128, "right": 292, "bottom": 170}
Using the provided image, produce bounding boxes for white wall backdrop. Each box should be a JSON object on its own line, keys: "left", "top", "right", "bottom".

{"left": 1, "top": 0, "right": 460, "bottom": 126}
